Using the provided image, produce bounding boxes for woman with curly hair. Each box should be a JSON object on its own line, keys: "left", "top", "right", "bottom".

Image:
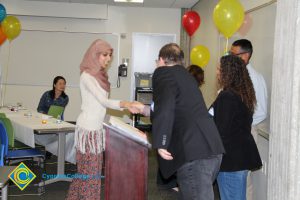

{"left": 210, "top": 55, "right": 262, "bottom": 200}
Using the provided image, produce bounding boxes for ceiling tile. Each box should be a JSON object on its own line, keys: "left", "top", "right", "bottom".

{"left": 21, "top": 0, "right": 199, "bottom": 8}
{"left": 172, "top": 0, "right": 199, "bottom": 8}
{"left": 143, "top": 0, "right": 174, "bottom": 8}
{"left": 83, "top": 0, "right": 110, "bottom": 4}
{"left": 114, "top": 2, "right": 145, "bottom": 7}
{"left": 28, "top": 0, "right": 68, "bottom": 2}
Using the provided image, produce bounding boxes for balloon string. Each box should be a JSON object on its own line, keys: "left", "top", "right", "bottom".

{"left": 188, "top": 34, "right": 191, "bottom": 66}
{"left": 1, "top": 41, "right": 11, "bottom": 107}
{"left": 225, "top": 37, "right": 229, "bottom": 55}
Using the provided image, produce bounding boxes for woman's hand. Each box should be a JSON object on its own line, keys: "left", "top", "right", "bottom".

{"left": 120, "top": 101, "right": 145, "bottom": 114}
{"left": 129, "top": 101, "right": 145, "bottom": 114}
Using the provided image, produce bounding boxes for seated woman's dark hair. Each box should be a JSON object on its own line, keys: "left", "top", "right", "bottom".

{"left": 50, "top": 76, "right": 67, "bottom": 99}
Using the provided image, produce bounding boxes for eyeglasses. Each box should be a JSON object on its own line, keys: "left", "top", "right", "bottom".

{"left": 228, "top": 51, "right": 249, "bottom": 56}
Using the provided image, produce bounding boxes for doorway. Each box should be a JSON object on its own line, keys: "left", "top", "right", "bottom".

{"left": 131, "top": 33, "right": 176, "bottom": 100}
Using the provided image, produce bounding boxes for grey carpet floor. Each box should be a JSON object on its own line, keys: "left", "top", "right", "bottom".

{"left": 5, "top": 147, "right": 220, "bottom": 200}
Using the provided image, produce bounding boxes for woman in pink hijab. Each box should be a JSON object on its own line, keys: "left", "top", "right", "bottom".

{"left": 66, "top": 39, "right": 135, "bottom": 200}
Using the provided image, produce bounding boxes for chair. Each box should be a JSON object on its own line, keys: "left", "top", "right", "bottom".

{"left": 0, "top": 123, "right": 9, "bottom": 157}
{"left": 0, "top": 121, "right": 45, "bottom": 194}
{"left": 0, "top": 144, "right": 4, "bottom": 166}
{"left": 0, "top": 117, "right": 14, "bottom": 148}
{"left": 47, "top": 105, "right": 64, "bottom": 119}
{"left": 0, "top": 121, "right": 45, "bottom": 166}
{"left": 0, "top": 117, "right": 44, "bottom": 151}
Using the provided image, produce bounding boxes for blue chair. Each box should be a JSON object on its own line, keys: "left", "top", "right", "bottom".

{"left": 0, "top": 117, "right": 45, "bottom": 152}
{"left": 0, "top": 117, "right": 15, "bottom": 148}
{"left": 0, "top": 122, "right": 8, "bottom": 162}
{"left": 0, "top": 144, "right": 4, "bottom": 166}
{"left": 0, "top": 121, "right": 45, "bottom": 166}
{"left": 0, "top": 121, "right": 46, "bottom": 194}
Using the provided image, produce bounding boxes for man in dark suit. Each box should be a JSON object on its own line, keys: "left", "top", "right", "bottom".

{"left": 148, "top": 43, "right": 225, "bottom": 200}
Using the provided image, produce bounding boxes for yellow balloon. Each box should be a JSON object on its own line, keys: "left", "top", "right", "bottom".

{"left": 213, "top": 0, "right": 244, "bottom": 38}
{"left": 190, "top": 45, "right": 210, "bottom": 67}
{"left": 1, "top": 16, "right": 21, "bottom": 41}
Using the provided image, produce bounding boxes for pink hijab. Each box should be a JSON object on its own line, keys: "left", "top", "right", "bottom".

{"left": 80, "top": 39, "right": 113, "bottom": 92}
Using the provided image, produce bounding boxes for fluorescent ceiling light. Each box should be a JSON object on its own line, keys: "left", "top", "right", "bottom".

{"left": 114, "top": 0, "right": 144, "bottom": 3}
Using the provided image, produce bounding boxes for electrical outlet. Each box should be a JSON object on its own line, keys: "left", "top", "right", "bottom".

{"left": 261, "top": 160, "right": 268, "bottom": 175}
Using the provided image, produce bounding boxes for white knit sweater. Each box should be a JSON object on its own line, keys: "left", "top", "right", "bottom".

{"left": 75, "top": 72, "right": 122, "bottom": 154}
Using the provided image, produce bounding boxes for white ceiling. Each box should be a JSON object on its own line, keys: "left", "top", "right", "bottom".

{"left": 25, "top": 0, "right": 200, "bottom": 8}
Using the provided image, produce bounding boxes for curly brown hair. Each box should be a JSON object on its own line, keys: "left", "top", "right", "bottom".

{"left": 219, "top": 55, "right": 256, "bottom": 113}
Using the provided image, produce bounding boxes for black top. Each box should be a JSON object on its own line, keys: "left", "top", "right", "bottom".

{"left": 212, "top": 90, "right": 262, "bottom": 172}
{"left": 151, "top": 65, "right": 225, "bottom": 178}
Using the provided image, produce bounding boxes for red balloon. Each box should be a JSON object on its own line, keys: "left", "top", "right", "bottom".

{"left": 0, "top": 26, "right": 7, "bottom": 45}
{"left": 182, "top": 11, "right": 201, "bottom": 37}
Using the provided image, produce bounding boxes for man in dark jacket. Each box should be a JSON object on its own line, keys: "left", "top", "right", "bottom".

{"left": 149, "top": 43, "right": 225, "bottom": 200}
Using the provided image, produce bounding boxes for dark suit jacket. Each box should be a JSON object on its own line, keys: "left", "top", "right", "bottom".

{"left": 212, "top": 90, "right": 262, "bottom": 171}
{"left": 151, "top": 65, "right": 225, "bottom": 178}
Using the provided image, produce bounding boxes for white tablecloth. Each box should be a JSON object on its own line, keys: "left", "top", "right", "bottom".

{"left": 0, "top": 107, "right": 76, "bottom": 164}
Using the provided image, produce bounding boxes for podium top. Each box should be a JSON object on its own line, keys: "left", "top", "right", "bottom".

{"left": 104, "top": 116, "right": 151, "bottom": 148}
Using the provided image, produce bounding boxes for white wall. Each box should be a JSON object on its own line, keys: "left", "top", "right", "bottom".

{"left": 0, "top": 5, "right": 181, "bottom": 121}
{"left": 192, "top": 1, "right": 276, "bottom": 199}
{"left": 254, "top": 132, "right": 269, "bottom": 200}
{"left": 192, "top": 0, "right": 276, "bottom": 112}
{"left": 191, "top": 0, "right": 220, "bottom": 105}
{"left": 131, "top": 33, "right": 176, "bottom": 100}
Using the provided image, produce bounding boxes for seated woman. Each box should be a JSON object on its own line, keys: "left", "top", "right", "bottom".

{"left": 37, "top": 76, "right": 69, "bottom": 114}
{"left": 36, "top": 76, "right": 69, "bottom": 159}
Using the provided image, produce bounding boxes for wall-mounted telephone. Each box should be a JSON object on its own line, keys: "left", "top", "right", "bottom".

{"left": 117, "top": 59, "right": 129, "bottom": 88}
{"left": 118, "top": 64, "right": 127, "bottom": 77}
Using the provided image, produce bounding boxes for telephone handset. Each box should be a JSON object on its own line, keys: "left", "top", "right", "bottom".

{"left": 118, "top": 64, "right": 127, "bottom": 77}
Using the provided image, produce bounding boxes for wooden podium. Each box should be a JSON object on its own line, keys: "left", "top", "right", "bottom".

{"left": 104, "top": 117, "right": 151, "bottom": 200}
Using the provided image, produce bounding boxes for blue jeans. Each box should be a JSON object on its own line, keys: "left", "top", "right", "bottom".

{"left": 217, "top": 170, "right": 248, "bottom": 200}
{"left": 176, "top": 154, "right": 222, "bottom": 200}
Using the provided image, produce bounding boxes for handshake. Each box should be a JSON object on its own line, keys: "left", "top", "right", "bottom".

{"left": 121, "top": 101, "right": 150, "bottom": 117}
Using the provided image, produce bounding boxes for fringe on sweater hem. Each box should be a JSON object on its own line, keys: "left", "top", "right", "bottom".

{"left": 74, "top": 126, "right": 105, "bottom": 155}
